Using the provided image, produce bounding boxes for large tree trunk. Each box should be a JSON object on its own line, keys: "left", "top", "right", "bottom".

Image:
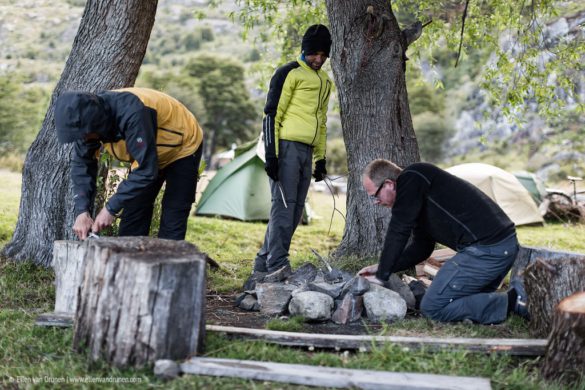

{"left": 325, "top": 1, "right": 420, "bottom": 261}
{"left": 1, "top": 0, "right": 158, "bottom": 266}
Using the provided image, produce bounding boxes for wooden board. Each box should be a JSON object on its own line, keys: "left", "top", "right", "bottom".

{"left": 207, "top": 325, "right": 547, "bottom": 356}
{"left": 180, "top": 357, "right": 492, "bottom": 390}
{"left": 35, "top": 314, "right": 547, "bottom": 357}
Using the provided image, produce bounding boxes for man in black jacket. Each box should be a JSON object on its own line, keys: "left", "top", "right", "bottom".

{"left": 55, "top": 87, "right": 204, "bottom": 241}
{"left": 359, "top": 159, "right": 529, "bottom": 324}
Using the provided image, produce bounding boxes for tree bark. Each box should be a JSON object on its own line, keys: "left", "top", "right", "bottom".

{"left": 1, "top": 0, "right": 158, "bottom": 266}
{"left": 325, "top": 1, "right": 420, "bottom": 261}
{"left": 523, "top": 257, "right": 585, "bottom": 337}
{"left": 73, "top": 237, "right": 207, "bottom": 368}
{"left": 542, "top": 291, "right": 585, "bottom": 383}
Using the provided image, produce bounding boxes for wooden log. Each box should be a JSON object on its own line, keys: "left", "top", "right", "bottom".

{"left": 206, "top": 325, "right": 547, "bottom": 356}
{"left": 510, "top": 246, "right": 585, "bottom": 284}
{"left": 542, "top": 292, "right": 585, "bottom": 383}
{"left": 52, "top": 240, "right": 86, "bottom": 315}
{"left": 72, "top": 237, "right": 206, "bottom": 368}
{"left": 523, "top": 257, "right": 585, "bottom": 337}
{"left": 179, "top": 357, "right": 492, "bottom": 389}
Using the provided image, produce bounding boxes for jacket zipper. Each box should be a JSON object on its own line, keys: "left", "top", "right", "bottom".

{"left": 311, "top": 70, "right": 324, "bottom": 146}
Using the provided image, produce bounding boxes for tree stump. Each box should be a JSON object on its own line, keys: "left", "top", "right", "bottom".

{"left": 72, "top": 237, "right": 206, "bottom": 368}
{"left": 52, "top": 240, "right": 86, "bottom": 315}
{"left": 524, "top": 256, "right": 585, "bottom": 337}
{"left": 542, "top": 292, "right": 585, "bottom": 383}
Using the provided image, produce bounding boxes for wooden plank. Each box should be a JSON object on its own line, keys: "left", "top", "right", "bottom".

{"left": 36, "top": 314, "right": 547, "bottom": 357}
{"left": 180, "top": 357, "right": 492, "bottom": 389}
{"left": 207, "top": 325, "right": 547, "bottom": 356}
{"left": 35, "top": 312, "right": 74, "bottom": 328}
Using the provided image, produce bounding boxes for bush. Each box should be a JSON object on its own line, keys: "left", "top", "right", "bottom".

{"left": 413, "top": 112, "right": 453, "bottom": 163}
{"left": 326, "top": 138, "right": 348, "bottom": 175}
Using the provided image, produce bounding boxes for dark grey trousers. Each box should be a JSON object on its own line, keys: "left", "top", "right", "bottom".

{"left": 255, "top": 140, "right": 313, "bottom": 273}
{"left": 420, "top": 234, "right": 519, "bottom": 324}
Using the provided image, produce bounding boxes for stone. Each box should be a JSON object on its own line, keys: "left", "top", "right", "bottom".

{"left": 256, "top": 283, "right": 296, "bottom": 315}
{"left": 154, "top": 359, "right": 180, "bottom": 380}
{"left": 363, "top": 284, "right": 407, "bottom": 323}
{"left": 286, "top": 263, "right": 318, "bottom": 286}
{"left": 331, "top": 293, "right": 364, "bottom": 324}
{"left": 288, "top": 291, "right": 334, "bottom": 322}
{"left": 308, "top": 281, "right": 345, "bottom": 299}
{"left": 352, "top": 276, "right": 370, "bottom": 296}
{"left": 239, "top": 295, "right": 259, "bottom": 311}
{"left": 384, "top": 274, "right": 416, "bottom": 310}
{"left": 408, "top": 280, "right": 427, "bottom": 310}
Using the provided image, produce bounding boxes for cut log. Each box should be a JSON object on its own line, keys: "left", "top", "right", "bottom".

{"left": 542, "top": 292, "right": 585, "bottom": 383}
{"left": 206, "top": 325, "right": 547, "bottom": 356}
{"left": 523, "top": 256, "right": 585, "bottom": 337}
{"left": 52, "top": 240, "right": 86, "bottom": 315}
{"left": 72, "top": 237, "right": 206, "bottom": 368}
{"left": 179, "top": 357, "right": 492, "bottom": 389}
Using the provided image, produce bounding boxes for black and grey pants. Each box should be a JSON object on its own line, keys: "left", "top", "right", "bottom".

{"left": 255, "top": 140, "right": 313, "bottom": 273}
{"left": 118, "top": 144, "right": 203, "bottom": 240}
{"left": 420, "top": 234, "right": 519, "bottom": 324}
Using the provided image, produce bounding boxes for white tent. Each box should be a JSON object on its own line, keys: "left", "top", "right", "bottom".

{"left": 446, "top": 163, "right": 544, "bottom": 226}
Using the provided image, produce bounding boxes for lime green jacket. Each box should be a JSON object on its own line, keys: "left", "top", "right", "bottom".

{"left": 263, "top": 56, "right": 333, "bottom": 161}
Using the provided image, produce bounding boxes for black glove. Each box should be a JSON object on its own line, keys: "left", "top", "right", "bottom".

{"left": 313, "top": 159, "right": 327, "bottom": 182}
{"left": 265, "top": 157, "right": 279, "bottom": 181}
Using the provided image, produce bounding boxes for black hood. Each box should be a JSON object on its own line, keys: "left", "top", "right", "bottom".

{"left": 54, "top": 91, "right": 114, "bottom": 144}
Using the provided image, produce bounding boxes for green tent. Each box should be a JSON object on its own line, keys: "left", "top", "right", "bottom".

{"left": 196, "top": 143, "right": 271, "bottom": 221}
{"left": 514, "top": 171, "right": 547, "bottom": 205}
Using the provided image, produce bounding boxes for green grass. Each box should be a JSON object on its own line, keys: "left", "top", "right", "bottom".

{"left": 2, "top": 170, "right": 585, "bottom": 389}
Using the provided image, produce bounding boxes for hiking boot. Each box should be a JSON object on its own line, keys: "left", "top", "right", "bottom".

{"left": 263, "top": 264, "right": 292, "bottom": 283}
{"left": 509, "top": 279, "right": 530, "bottom": 321}
{"left": 242, "top": 271, "right": 267, "bottom": 291}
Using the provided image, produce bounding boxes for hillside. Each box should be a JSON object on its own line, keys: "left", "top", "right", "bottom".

{"left": 0, "top": 0, "right": 583, "bottom": 184}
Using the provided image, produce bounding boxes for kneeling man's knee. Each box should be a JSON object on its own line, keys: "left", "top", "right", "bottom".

{"left": 420, "top": 294, "right": 444, "bottom": 321}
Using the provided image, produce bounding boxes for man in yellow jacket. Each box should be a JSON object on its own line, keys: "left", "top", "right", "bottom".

{"left": 55, "top": 87, "right": 204, "bottom": 241}
{"left": 250, "top": 24, "right": 333, "bottom": 284}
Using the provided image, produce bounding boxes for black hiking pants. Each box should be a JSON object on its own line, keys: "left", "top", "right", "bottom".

{"left": 118, "top": 145, "right": 203, "bottom": 240}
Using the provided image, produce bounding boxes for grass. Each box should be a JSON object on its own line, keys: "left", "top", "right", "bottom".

{"left": 1, "top": 170, "right": 585, "bottom": 389}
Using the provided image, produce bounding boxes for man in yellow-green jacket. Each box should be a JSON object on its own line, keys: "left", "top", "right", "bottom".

{"left": 250, "top": 24, "right": 333, "bottom": 284}
{"left": 55, "top": 87, "right": 204, "bottom": 241}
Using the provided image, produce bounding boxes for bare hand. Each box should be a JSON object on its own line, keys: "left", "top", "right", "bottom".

{"left": 357, "top": 263, "right": 378, "bottom": 277}
{"left": 73, "top": 212, "right": 94, "bottom": 240}
{"left": 363, "top": 274, "right": 384, "bottom": 286}
{"left": 92, "top": 208, "right": 115, "bottom": 234}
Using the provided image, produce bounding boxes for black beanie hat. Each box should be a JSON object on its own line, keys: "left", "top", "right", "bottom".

{"left": 301, "top": 24, "right": 331, "bottom": 57}
{"left": 55, "top": 91, "right": 110, "bottom": 144}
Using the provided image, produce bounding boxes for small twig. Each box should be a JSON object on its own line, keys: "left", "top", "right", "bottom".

{"left": 323, "top": 176, "right": 346, "bottom": 235}
{"left": 455, "top": 0, "right": 471, "bottom": 68}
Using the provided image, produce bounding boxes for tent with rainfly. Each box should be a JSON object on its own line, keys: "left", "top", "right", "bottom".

{"left": 196, "top": 140, "right": 271, "bottom": 221}
{"left": 446, "top": 163, "right": 544, "bottom": 226}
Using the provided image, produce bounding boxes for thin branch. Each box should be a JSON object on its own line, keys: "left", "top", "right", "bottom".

{"left": 455, "top": 0, "right": 471, "bottom": 68}
{"left": 323, "top": 176, "right": 346, "bottom": 236}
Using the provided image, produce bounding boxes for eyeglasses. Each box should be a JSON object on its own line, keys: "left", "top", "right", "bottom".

{"left": 369, "top": 180, "right": 387, "bottom": 202}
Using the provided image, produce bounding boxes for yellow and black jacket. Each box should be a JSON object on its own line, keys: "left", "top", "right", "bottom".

{"left": 263, "top": 56, "right": 332, "bottom": 161}
{"left": 68, "top": 87, "right": 203, "bottom": 216}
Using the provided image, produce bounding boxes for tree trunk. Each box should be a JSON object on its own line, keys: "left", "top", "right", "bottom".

{"left": 523, "top": 257, "right": 585, "bottom": 337}
{"left": 325, "top": 1, "right": 420, "bottom": 261}
{"left": 542, "top": 291, "right": 585, "bottom": 383}
{"left": 1, "top": 0, "right": 158, "bottom": 266}
{"left": 73, "top": 237, "right": 207, "bottom": 368}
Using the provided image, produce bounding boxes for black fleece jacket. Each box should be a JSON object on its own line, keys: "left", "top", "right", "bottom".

{"left": 376, "top": 162, "right": 516, "bottom": 281}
